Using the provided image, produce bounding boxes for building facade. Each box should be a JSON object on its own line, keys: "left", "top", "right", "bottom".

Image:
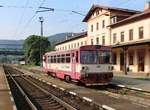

{"left": 55, "top": 2, "right": 150, "bottom": 74}
{"left": 110, "top": 10, "right": 150, "bottom": 74}
{"left": 55, "top": 32, "right": 87, "bottom": 51}
{"left": 83, "top": 5, "right": 139, "bottom": 46}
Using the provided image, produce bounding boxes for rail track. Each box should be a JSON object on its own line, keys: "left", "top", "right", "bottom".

{"left": 10, "top": 65, "right": 150, "bottom": 110}
{"left": 87, "top": 82, "right": 150, "bottom": 100}
{"left": 4, "top": 66, "right": 103, "bottom": 110}
{"left": 12, "top": 65, "right": 150, "bottom": 100}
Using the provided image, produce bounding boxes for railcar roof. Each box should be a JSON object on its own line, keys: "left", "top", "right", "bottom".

{"left": 44, "top": 45, "right": 111, "bottom": 56}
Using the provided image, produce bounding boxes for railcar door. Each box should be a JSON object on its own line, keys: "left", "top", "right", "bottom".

{"left": 71, "top": 50, "right": 76, "bottom": 78}
{"left": 43, "top": 55, "right": 47, "bottom": 69}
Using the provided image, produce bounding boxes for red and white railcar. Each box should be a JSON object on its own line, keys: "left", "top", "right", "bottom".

{"left": 43, "top": 45, "right": 113, "bottom": 86}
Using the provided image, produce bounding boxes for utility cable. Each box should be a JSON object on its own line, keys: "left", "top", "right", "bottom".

{"left": 18, "top": 0, "right": 46, "bottom": 36}
{"left": 13, "top": 0, "right": 30, "bottom": 38}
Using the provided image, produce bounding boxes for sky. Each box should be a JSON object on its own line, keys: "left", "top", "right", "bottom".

{"left": 0, "top": 0, "right": 148, "bottom": 40}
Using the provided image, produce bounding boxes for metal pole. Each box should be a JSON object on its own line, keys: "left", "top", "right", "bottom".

{"left": 123, "top": 46, "right": 128, "bottom": 75}
{"left": 39, "top": 17, "right": 44, "bottom": 66}
{"left": 39, "top": 17, "right": 44, "bottom": 37}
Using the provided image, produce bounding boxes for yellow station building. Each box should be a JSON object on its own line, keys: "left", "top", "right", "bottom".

{"left": 55, "top": 2, "right": 150, "bottom": 75}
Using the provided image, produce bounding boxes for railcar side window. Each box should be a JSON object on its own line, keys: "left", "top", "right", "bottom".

{"left": 51, "top": 56, "right": 53, "bottom": 63}
{"left": 72, "top": 53, "right": 74, "bottom": 57}
{"left": 66, "top": 53, "right": 70, "bottom": 57}
{"left": 66, "top": 58, "right": 70, "bottom": 63}
{"left": 54, "top": 55, "right": 56, "bottom": 63}
{"left": 48, "top": 56, "right": 51, "bottom": 63}
{"left": 72, "top": 53, "right": 74, "bottom": 62}
{"left": 57, "top": 55, "right": 60, "bottom": 63}
{"left": 66, "top": 53, "right": 70, "bottom": 63}
{"left": 61, "top": 54, "right": 65, "bottom": 63}
{"left": 76, "top": 51, "right": 78, "bottom": 63}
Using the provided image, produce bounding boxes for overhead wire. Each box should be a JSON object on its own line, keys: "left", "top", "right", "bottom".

{"left": 0, "top": 2, "right": 85, "bottom": 35}
{"left": 18, "top": 0, "right": 46, "bottom": 36}
{"left": 24, "top": 0, "right": 46, "bottom": 29}
{"left": 13, "top": 0, "right": 30, "bottom": 38}
{"left": 6, "top": 5, "right": 33, "bottom": 9}
{"left": 17, "top": 0, "right": 133, "bottom": 38}
{"left": 0, "top": 4, "right": 33, "bottom": 8}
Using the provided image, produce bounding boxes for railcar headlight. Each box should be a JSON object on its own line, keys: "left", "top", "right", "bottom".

{"left": 85, "top": 66, "right": 89, "bottom": 70}
{"left": 82, "top": 66, "right": 85, "bottom": 70}
{"left": 82, "top": 66, "right": 89, "bottom": 71}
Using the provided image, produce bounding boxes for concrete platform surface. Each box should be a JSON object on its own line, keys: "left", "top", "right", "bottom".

{"left": 111, "top": 73, "right": 150, "bottom": 92}
{"left": 0, "top": 66, "right": 16, "bottom": 110}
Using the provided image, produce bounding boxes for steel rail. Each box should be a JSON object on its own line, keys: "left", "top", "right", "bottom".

{"left": 21, "top": 76, "right": 77, "bottom": 110}
{"left": 5, "top": 69, "right": 38, "bottom": 110}
{"left": 4, "top": 66, "right": 105, "bottom": 110}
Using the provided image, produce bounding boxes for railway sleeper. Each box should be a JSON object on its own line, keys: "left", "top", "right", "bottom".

{"left": 47, "top": 102, "right": 60, "bottom": 106}
{"left": 6, "top": 66, "right": 103, "bottom": 110}
{"left": 48, "top": 104, "right": 63, "bottom": 109}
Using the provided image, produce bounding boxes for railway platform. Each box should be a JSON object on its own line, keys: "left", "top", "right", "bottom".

{"left": 0, "top": 66, "right": 16, "bottom": 110}
{"left": 111, "top": 72, "right": 150, "bottom": 92}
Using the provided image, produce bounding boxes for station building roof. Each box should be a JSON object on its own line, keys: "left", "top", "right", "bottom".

{"left": 112, "top": 39, "right": 150, "bottom": 48}
{"left": 83, "top": 5, "right": 140, "bottom": 22}
{"left": 108, "top": 10, "right": 150, "bottom": 28}
{"left": 55, "top": 32, "right": 87, "bottom": 46}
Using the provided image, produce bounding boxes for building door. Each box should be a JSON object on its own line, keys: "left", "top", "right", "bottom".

{"left": 138, "top": 50, "right": 145, "bottom": 72}
{"left": 120, "top": 52, "right": 124, "bottom": 71}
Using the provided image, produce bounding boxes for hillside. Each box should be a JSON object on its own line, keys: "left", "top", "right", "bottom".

{"left": 48, "top": 32, "right": 77, "bottom": 43}
{"left": 0, "top": 40, "right": 23, "bottom": 49}
{"left": 0, "top": 32, "right": 77, "bottom": 49}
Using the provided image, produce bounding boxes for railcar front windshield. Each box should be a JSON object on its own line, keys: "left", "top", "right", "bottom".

{"left": 80, "top": 50, "right": 111, "bottom": 64}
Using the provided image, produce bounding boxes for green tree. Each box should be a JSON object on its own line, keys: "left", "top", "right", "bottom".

{"left": 24, "top": 35, "right": 53, "bottom": 65}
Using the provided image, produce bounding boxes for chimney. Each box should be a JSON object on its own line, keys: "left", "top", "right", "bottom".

{"left": 144, "top": 2, "right": 150, "bottom": 11}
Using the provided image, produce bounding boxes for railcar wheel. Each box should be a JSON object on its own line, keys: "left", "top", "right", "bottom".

{"left": 52, "top": 73, "right": 56, "bottom": 78}
{"left": 65, "top": 75, "right": 71, "bottom": 82}
{"left": 47, "top": 72, "right": 51, "bottom": 76}
{"left": 77, "top": 81, "right": 84, "bottom": 86}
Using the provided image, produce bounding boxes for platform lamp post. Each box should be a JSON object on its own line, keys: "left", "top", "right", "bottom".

{"left": 36, "top": 7, "right": 54, "bottom": 66}
{"left": 39, "top": 17, "right": 44, "bottom": 66}
{"left": 39, "top": 17, "right": 44, "bottom": 37}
